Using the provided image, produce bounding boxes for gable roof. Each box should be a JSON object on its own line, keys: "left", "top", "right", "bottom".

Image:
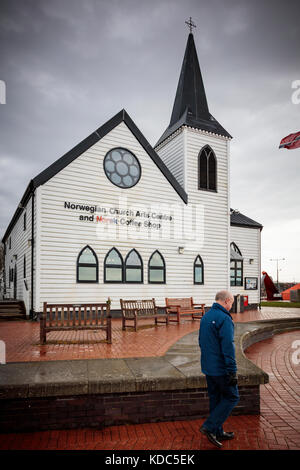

{"left": 31, "top": 109, "right": 188, "bottom": 204}
{"left": 155, "top": 33, "right": 232, "bottom": 148}
{"left": 1, "top": 109, "right": 188, "bottom": 243}
{"left": 230, "top": 209, "right": 263, "bottom": 230}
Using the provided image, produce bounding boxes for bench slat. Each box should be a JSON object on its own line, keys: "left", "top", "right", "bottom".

{"left": 120, "top": 298, "right": 168, "bottom": 331}
{"left": 55, "top": 306, "right": 59, "bottom": 327}
{"left": 84, "top": 306, "right": 87, "bottom": 326}
{"left": 44, "top": 325, "right": 107, "bottom": 332}
{"left": 165, "top": 297, "right": 205, "bottom": 323}
{"left": 40, "top": 300, "right": 112, "bottom": 345}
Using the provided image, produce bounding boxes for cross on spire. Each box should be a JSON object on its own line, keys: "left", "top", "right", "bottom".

{"left": 185, "top": 17, "right": 196, "bottom": 34}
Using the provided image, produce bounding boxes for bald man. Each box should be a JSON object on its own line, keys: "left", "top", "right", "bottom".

{"left": 198, "top": 290, "right": 239, "bottom": 448}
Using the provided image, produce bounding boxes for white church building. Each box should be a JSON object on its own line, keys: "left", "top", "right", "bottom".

{"left": 1, "top": 31, "right": 263, "bottom": 317}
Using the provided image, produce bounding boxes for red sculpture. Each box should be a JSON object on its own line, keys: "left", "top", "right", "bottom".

{"left": 262, "top": 271, "right": 282, "bottom": 300}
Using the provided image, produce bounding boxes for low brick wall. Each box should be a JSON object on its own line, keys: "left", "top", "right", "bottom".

{"left": 0, "top": 385, "right": 259, "bottom": 433}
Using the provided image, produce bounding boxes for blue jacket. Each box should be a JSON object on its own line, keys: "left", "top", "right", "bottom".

{"left": 198, "top": 302, "right": 237, "bottom": 376}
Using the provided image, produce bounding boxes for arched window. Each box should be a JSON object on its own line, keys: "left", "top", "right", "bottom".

{"left": 199, "top": 151, "right": 207, "bottom": 189}
{"left": 148, "top": 250, "right": 166, "bottom": 284}
{"left": 194, "top": 255, "right": 204, "bottom": 285}
{"left": 230, "top": 242, "right": 243, "bottom": 286}
{"left": 104, "top": 248, "right": 123, "bottom": 283}
{"left": 125, "top": 249, "right": 143, "bottom": 283}
{"left": 230, "top": 242, "right": 242, "bottom": 257}
{"left": 77, "top": 245, "right": 98, "bottom": 283}
{"left": 198, "top": 146, "right": 217, "bottom": 191}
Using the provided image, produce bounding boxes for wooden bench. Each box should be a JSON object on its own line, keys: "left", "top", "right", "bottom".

{"left": 120, "top": 298, "right": 169, "bottom": 331}
{"left": 165, "top": 297, "right": 205, "bottom": 323}
{"left": 40, "top": 300, "right": 112, "bottom": 345}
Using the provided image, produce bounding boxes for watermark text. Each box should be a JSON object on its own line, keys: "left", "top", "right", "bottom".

{"left": 0, "top": 80, "right": 6, "bottom": 104}
{"left": 291, "top": 340, "right": 300, "bottom": 365}
{"left": 291, "top": 80, "right": 300, "bottom": 104}
{"left": 0, "top": 340, "right": 6, "bottom": 364}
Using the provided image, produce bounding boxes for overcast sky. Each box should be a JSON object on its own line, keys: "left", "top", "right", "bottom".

{"left": 0, "top": 0, "right": 299, "bottom": 282}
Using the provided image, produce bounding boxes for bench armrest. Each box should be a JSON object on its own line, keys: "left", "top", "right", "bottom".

{"left": 166, "top": 307, "right": 181, "bottom": 314}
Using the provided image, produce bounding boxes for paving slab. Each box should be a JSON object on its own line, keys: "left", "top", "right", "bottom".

{"left": 125, "top": 356, "right": 187, "bottom": 391}
{"left": 87, "top": 358, "right": 136, "bottom": 394}
{"left": 29, "top": 360, "right": 88, "bottom": 397}
{"left": 0, "top": 362, "right": 40, "bottom": 399}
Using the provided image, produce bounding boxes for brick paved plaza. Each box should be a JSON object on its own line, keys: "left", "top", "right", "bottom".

{"left": 0, "top": 307, "right": 299, "bottom": 450}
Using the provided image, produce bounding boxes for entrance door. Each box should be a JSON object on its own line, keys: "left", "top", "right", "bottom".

{"left": 13, "top": 265, "right": 17, "bottom": 299}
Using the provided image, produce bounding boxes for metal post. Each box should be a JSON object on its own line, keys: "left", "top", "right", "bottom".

{"left": 270, "top": 258, "right": 285, "bottom": 291}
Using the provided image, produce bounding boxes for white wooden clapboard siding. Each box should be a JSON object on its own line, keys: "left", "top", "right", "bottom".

{"left": 156, "top": 130, "right": 185, "bottom": 189}
{"left": 157, "top": 126, "right": 231, "bottom": 306}
{"left": 4, "top": 193, "right": 36, "bottom": 314}
{"left": 37, "top": 121, "right": 214, "bottom": 311}
{"left": 153, "top": 126, "right": 230, "bottom": 305}
{"left": 230, "top": 225, "right": 261, "bottom": 304}
{"left": 185, "top": 127, "right": 230, "bottom": 294}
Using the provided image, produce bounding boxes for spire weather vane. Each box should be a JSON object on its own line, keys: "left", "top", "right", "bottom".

{"left": 185, "top": 17, "right": 196, "bottom": 33}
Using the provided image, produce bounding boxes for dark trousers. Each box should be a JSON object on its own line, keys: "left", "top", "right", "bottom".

{"left": 202, "top": 375, "right": 239, "bottom": 436}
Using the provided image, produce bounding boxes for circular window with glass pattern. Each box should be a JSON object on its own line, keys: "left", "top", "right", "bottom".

{"left": 103, "top": 148, "right": 141, "bottom": 188}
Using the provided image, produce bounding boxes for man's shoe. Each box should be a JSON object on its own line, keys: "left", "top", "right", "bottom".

{"left": 200, "top": 426, "right": 222, "bottom": 448}
{"left": 217, "top": 431, "right": 235, "bottom": 441}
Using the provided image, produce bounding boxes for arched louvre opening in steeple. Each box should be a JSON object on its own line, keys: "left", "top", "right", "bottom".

{"left": 198, "top": 145, "right": 217, "bottom": 191}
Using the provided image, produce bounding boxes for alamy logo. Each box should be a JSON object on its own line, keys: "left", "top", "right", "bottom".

{"left": 291, "top": 340, "right": 300, "bottom": 365}
{"left": 291, "top": 80, "right": 300, "bottom": 104}
{"left": 0, "top": 80, "right": 6, "bottom": 104}
{"left": 0, "top": 340, "right": 6, "bottom": 364}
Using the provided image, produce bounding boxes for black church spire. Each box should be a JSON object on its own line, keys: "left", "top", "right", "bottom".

{"left": 155, "top": 32, "right": 231, "bottom": 147}
{"left": 169, "top": 32, "right": 210, "bottom": 127}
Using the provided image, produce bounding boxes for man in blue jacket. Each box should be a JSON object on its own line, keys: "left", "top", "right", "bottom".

{"left": 199, "top": 290, "right": 239, "bottom": 448}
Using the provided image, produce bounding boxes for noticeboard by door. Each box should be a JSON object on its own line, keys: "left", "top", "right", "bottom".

{"left": 245, "top": 277, "right": 258, "bottom": 290}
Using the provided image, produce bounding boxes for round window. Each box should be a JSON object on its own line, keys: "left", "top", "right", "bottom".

{"left": 103, "top": 148, "right": 141, "bottom": 188}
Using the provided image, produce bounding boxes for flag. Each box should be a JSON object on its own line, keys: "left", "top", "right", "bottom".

{"left": 279, "top": 131, "right": 300, "bottom": 149}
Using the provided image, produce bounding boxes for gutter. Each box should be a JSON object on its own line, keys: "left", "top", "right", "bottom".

{"left": 30, "top": 191, "right": 35, "bottom": 319}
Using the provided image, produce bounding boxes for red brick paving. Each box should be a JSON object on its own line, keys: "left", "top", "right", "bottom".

{"left": 0, "top": 307, "right": 299, "bottom": 450}
{"left": 246, "top": 330, "right": 300, "bottom": 450}
{"left": 1, "top": 318, "right": 202, "bottom": 363}
{"left": 1, "top": 307, "right": 299, "bottom": 363}
{"left": 0, "top": 415, "right": 289, "bottom": 450}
